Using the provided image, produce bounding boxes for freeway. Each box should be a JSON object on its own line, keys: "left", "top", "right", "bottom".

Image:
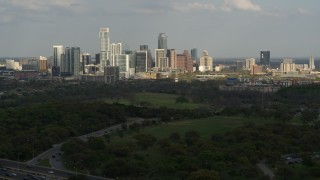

{"left": 0, "top": 158, "right": 110, "bottom": 180}
{"left": 21, "top": 118, "right": 147, "bottom": 179}
{"left": 28, "top": 118, "right": 145, "bottom": 169}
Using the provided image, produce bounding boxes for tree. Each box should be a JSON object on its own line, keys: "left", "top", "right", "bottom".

{"left": 185, "top": 131, "right": 200, "bottom": 146}
{"left": 133, "top": 133, "right": 157, "bottom": 150}
{"left": 188, "top": 169, "right": 220, "bottom": 180}
{"left": 87, "top": 137, "right": 105, "bottom": 151}
{"left": 169, "top": 132, "right": 181, "bottom": 143}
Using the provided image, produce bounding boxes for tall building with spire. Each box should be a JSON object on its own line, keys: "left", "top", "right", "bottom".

{"left": 99, "top": 28, "right": 110, "bottom": 69}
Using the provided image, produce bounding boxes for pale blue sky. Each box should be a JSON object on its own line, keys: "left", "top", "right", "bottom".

{"left": 0, "top": 0, "right": 319, "bottom": 58}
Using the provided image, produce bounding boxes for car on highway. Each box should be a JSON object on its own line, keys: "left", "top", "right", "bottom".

{"left": 48, "top": 170, "right": 54, "bottom": 174}
{"left": 6, "top": 172, "right": 17, "bottom": 176}
{"left": 0, "top": 167, "right": 7, "bottom": 171}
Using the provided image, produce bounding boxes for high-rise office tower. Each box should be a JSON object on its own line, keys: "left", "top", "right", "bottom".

{"left": 114, "top": 54, "right": 130, "bottom": 79}
{"left": 111, "top": 43, "right": 122, "bottom": 55}
{"left": 110, "top": 43, "right": 122, "bottom": 66}
{"left": 309, "top": 56, "right": 315, "bottom": 70}
{"left": 136, "top": 45, "right": 152, "bottom": 73}
{"left": 245, "top": 58, "right": 256, "bottom": 70}
{"left": 95, "top": 53, "right": 100, "bottom": 65}
{"left": 191, "top": 48, "right": 198, "bottom": 61}
{"left": 82, "top": 53, "right": 91, "bottom": 74}
{"left": 63, "top": 47, "right": 80, "bottom": 77}
{"left": 82, "top": 53, "right": 91, "bottom": 65}
{"left": 99, "top": 28, "right": 110, "bottom": 69}
{"left": 39, "top": 56, "right": 48, "bottom": 73}
{"left": 260, "top": 51, "right": 270, "bottom": 67}
{"left": 140, "top": 45, "right": 148, "bottom": 51}
{"left": 169, "top": 49, "right": 177, "bottom": 69}
{"left": 177, "top": 50, "right": 193, "bottom": 73}
{"left": 155, "top": 49, "right": 168, "bottom": 70}
{"left": 199, "top": 50, "right": 213, "bottom": 72}
{"left": 158, "top": 33, "right": 167, "bottom": 58}
{"left": 53, "top": 45, "right": 63, "bottom": 67}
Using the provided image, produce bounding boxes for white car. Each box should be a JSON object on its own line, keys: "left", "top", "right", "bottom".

{"left": 48, "top": 170, "right": 54, "bottom": 174}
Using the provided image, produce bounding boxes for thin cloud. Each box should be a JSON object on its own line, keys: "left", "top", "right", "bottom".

{"left": 0, "top": 0, "right": 85, "bottom": 23}
{"left": 221, "top": 0, "right": 261, "bottom": 12}
{"left": 135, "top": 8, "right": 166, "bottom": 15}
{"left": 297, "top": 8, "right": 314, "bottom": 16}
{"left": 5, "top": 0, "right": 81, "bottom": 11}
{"left": 0, "top": 15, "right": 12, "bottom": 23}
{"left": 172, "top": 2, "right": 216, "bottom": 13}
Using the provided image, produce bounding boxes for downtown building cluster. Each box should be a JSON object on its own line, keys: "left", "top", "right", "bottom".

{"left": 0, "top": 27, "right": 318, "bottom": 82}
{"left": 49, "top": 27, "right": 215, "bottom": 83}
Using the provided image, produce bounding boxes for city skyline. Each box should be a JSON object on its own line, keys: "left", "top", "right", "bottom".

{"left": 0, "top": 0, "right": 319, "bottom": 58}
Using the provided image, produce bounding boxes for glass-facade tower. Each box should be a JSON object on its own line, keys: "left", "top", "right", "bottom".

{"left": 100, "top": 28, "right": 110, "bottom": 69}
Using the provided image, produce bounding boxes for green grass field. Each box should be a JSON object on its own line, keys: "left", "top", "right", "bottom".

{"left": 112, "top": 116, "right": 276, "bottom": 143}
{"left": 106, "top": 92, "right": 204, "bottom": 109}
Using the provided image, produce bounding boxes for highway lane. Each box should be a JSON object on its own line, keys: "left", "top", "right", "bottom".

{"left": 19, "top": 118, "right": 147, "bottom": 179}
{"left": 28, "top": 118, "right": 145, "bottom": 169}
{"left": 0, "top": 158, "right": 111, "bottom": 180}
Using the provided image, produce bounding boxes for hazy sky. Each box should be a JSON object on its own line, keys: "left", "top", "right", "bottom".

{"left": 0, "top": 0, "right": 319, "bottom": 58}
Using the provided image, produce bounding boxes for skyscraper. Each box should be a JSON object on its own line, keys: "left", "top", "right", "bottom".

{"left": 99, "top": 28, "right": 110, "bottom": 68}
{"left": 191, "top": 48, "right": 198, "bottom": 61}
{"left": 158, "top": 33, "right": 168, "bottom": 57}
{"left": 140, "top": 45, "right": 148, "bottom": 51}
{"left": 63, "top": 47, "right": 80, "bottom": 77}
{"left": 114, "top": 54, "right": 130, "bottom": 79}
{"left": 309, "top": 56, "right": 315, "bottom": 70}
{"left": 168, "top": 49, "right": 177, "bottom": 69}
{"left": 155, "top": 49, "right": 168, "bottom": 70}
{"left": 199, "top": 50, "right": 213, "bottom": 72}
{"left": 245, "top": 58, "right": 256, "bottom": 70}
{"left": 82, "top": 53, "right": 91, "bottom": 74}
{"left": 53, "top": 45, "right": 63, "bottom": 67}
{"left": 260, "top": 51, "right": 270, "bottom": 67}
{"left": 177, "top": 50, "right": 193, "bottom": 73}
{"left": 110, "top": 43, "right": 122, "bottom": 66}
{"left": 158, "top": 33, "right": 167, "bottom": 51}
{"left": 39, "top": 56, "right": 48, "bottom": 73}
{"left": 136, "top": 45, "right": 152, "bottom": 73}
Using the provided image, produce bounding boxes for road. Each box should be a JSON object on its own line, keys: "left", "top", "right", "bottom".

{"left": 25, "top": 118, "right": 146, "bottom": 176}
{"left": 0, "top": 158, "right": 111, "bottom": 180}
{"left": 257, "top": 160, "right": 275, "bottom": 179}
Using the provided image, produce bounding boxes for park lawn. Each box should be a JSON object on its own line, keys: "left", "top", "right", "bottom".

{"left": 140, "top": 116, "right": 276, "bottom": 139}
{"left": 134, "top": 92, "right": 204, "bottom": 109}
{"left": 111, "top": 116, "right": 276, "bottom": 143}
{"left": 105, "top": 92, "right": 205, "bottom": 109}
